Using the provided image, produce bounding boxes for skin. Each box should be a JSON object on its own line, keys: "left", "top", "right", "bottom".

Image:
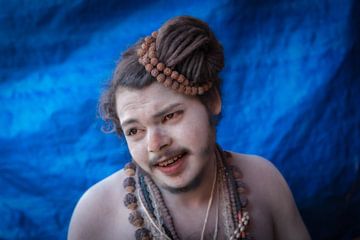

{"left": 116, "top": 83, "right": 218, "bottom": 198}
{"left": 68, "top": 82, "right": 311, "bottom": 240}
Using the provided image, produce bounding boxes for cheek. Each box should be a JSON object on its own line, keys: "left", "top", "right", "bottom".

{"left": 177, "top": 112, "right": 211, "bottom": 147}
{"left": 127, "top": 141, "right": 147, "bottom": 165}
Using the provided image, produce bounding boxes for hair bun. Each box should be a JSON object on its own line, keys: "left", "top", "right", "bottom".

{"left": 156, "top": 16, "right": 224, "bottom": 85}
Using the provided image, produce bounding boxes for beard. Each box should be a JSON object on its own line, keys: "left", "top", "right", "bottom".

{"left": 155, "top": 133, "right": 214, "bottom": 194}
{"left": 134, "top": 125, "right": 216, "bottom": 194}
{"left": 161, "top": 147, "right": 210, "bottom": 194}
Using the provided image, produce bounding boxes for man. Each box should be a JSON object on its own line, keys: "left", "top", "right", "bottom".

{"left": 68, "top": 16, "right": 310, "bottom": 240}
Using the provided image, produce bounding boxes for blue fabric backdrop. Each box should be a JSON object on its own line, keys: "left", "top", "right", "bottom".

{"left": 0, "top": 0, "right": 359, "bottom": 239}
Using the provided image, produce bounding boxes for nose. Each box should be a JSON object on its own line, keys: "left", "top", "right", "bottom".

{"left": 147, "top": 127, "right": 172, "bottom": 153}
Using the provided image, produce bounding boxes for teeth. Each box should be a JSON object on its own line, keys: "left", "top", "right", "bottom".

{"left": 158, "top": 154, "right": 183, "bottom": 167}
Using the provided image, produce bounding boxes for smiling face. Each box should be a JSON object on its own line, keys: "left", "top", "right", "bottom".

{"left": 116, "top": 82, "right": 220, "bottom": 193}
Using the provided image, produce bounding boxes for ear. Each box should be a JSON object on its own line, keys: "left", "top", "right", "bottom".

{"left": 209, "top": 88, "right": 222, "bottom": 115}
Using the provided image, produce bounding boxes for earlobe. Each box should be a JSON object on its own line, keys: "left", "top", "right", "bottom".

{"left": 210, "top": 88, "right": 222, "bottom": 115}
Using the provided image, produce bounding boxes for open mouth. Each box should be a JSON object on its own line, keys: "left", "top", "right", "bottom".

{"left": 156, "top": 153, "right": 186, "bottom": 168}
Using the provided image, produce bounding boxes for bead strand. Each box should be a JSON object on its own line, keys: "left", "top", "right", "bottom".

{"left": 228, "top": 166, "right": 243, "bottom": 213}
{"left": 137, "top": 172, "right": 174, "bottom": 240}
{"left": 222, "top": 152, "right": 243, "bottom": 213}
{"left": 226, "top": 163, "right": 251, "bottom": 238}
{"left": 138, "top": 174, "right": 155, "bottom": 218}
{"left": 218, "top": 149, "right": 238, "bottom": 230}
{"left": 143, "top": 176, "right": 167, "bottom": 238}
{"left": 144, "top": 175, "right": 179, "bottom": 240}
{"left": 123, "top": 162, "right": 152, "bottom": 240}
{"left": 229, "top": 211, "right": 250, "bottom": 240}
{"left": 137, "top": 31, "right": 213, "bottom": 96}
{"left": 218, "top": 153, "right": 236, "bottom": 235}
{"left": 218, "top": 146, "right": 251, "bottom": 239}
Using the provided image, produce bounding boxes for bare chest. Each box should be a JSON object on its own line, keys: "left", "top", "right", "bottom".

{"left": 170, "top": 206, "right": 227, "bottom": 240}
{"left": 108, "top": 207, "right": 273, "bottom": 240}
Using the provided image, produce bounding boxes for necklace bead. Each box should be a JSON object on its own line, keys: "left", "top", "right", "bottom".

{"left": 123, "top": 177, "right": 136, "bottom": 193}
{"left": 124, "top": 192, "right": 138, "bottom": 210}
{"left": 124, "top": 162, "right": 136, "bottom": 176}
{"left": 135, "top": 228, "right": 151, "bottom": 240}
{"left": 129, "top": 210, "right": 145, "bottom": 227}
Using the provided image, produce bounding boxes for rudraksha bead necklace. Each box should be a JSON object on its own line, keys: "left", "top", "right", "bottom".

{"left": 122, "top": 146, "right": 251, "bottom": 239}
{"left": 123, "top": 162, "right": 151, "bottom": 240}
{"left": 138, "top": 173, "right": 179, "bottom": 240}
{"left": 137, "top": 31, "right": 213, "bottom": 96}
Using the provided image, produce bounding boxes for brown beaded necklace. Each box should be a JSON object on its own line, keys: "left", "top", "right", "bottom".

{"left": 122, "top": 145, "right": 251, "bottom": 239}
{"left": 137, "top": 31, "right": 213, "bottom": 96}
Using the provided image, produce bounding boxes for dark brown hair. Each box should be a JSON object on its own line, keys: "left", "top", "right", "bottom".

{"left": 99, "top": 16, "right": 224, "bottom": 136}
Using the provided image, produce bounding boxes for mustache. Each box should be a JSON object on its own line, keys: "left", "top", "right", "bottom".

{"left": 149, "top": 147, "right": 190, "bottom": 166}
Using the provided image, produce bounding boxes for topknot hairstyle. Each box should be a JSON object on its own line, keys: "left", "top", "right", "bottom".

{"left": 99, "top": 16, "right": 224, "bottom": 135}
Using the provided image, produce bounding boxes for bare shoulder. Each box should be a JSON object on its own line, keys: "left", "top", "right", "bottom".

{"left": 229, "top": 153, "right": 279, "bottom": 179}
{"left": 228, "top": 152, "right": 311, "bottom": 240}
{"left": 229, "top": 152, "right": 292, "bottom": 205}
{"left": 68, "top": 170, "right": 136, "bottom": 240}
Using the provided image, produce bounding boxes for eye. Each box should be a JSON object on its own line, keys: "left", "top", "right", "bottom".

{"left": 164, "top": 113, "right": 175, "bottom": 121}
{"left": 162, "top": 111, "right": 183, "bottom": 123}
{"left": 126, "top": 128, "right": 138, "bottom": 136}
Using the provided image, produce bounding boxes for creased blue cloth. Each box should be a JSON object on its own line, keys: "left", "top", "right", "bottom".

{"left": 0, "top": 0, "right": 359, "bottom": 239}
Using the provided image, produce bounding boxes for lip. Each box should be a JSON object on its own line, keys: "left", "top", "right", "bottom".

{"left": 153, "top": 149, "right": 187, "bottom": 166}
{"left": 155, "top": 153, "right": 187, "bottom": 176}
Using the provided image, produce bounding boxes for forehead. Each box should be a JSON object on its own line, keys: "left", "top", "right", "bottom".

{"left": 115, "top": 82, "right": 194, "bottom": 122}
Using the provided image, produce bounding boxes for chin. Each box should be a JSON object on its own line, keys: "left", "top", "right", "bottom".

{"left": 160, "top": 167, "right": 206, "bottom": 194}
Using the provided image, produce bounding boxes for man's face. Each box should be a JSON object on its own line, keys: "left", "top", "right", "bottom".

{"left": 115, "top": 82, "right": 216, "bottom": 193}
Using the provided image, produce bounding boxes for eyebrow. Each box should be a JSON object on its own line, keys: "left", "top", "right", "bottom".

{"left": 120, "top": 103, "right": 183, "bottom": 128}
{"left": 152, "top": 103, "right": 183, "bottom": 119}
{"left": 120, "top": 118, "right": 139, "bottom": 129}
